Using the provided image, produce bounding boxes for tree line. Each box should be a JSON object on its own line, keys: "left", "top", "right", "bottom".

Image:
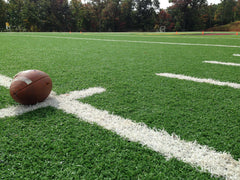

{"left": 1, "top": 0, "right": 240, "bottom": 32}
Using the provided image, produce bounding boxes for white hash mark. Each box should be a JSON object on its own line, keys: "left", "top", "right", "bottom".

{"left": 157, "top": 73, "right": 240, "bottom": 89}
{"left": 233, "top": 54, "right": 240, "bottom": 57}
{"left": 0, "top": 74, "right": 240, "bottom": 180}
{"left": 203, "top": 61, "right": 240, "bottom": 67}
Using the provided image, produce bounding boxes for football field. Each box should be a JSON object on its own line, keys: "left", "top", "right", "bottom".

{"left": 0, "top": 32, "right": 240, "bottom": 179}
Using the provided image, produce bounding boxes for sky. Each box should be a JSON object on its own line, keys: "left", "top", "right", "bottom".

{"left": 160, "top": 0, "right": 222, "bottom": 9}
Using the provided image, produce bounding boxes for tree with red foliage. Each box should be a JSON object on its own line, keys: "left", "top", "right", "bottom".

{"left": 155, "top": 10, "right": 174, "bottom": 31}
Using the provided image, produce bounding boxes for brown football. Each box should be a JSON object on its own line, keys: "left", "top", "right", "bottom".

{"left": 10, "top": 70, "right": 52, "bottom": 105}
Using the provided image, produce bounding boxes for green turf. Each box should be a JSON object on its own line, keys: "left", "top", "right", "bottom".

{"left": 0, "top": 108, "right": 214, "bottom": 179}
{"left": 1, "top": 32, "right": 240, "bottom": 179}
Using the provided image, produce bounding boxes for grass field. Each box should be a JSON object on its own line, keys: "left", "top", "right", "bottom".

{"left": 0, "top": 32, "right": 240, "bottom": 179}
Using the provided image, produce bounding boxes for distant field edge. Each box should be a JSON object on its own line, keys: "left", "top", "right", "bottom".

{"left": 2, "top": 33, "right": 240, "bottom": 48}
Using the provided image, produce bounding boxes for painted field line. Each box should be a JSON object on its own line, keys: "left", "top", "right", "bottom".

{"left": 0, "top": 74, "right": 12, "bottom": 88}
{"left": 8, "top": 34, "right": 240, "bottom": 48}
{"left": 0, "top": 88, "right": 106, "bottom": 118}
{"left": 1, "top": 75, "right": 240, "bottom": 179}
{"left": 81, "top": 33, "right": 240, "bottom": 41}
{"left": 157, "top": 73, "right": 240, "bottom": 89}
{"left": 233, "top": 54, "right": 240, "bottom": 56}
{"left": 204, "top": 61, "right": 240, "bottom": 67}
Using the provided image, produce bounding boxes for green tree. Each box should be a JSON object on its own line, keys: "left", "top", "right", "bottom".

{"left": 214, "top": 0, "right": 237, "bottom": 25}
{"left": 134, "top": 0, "right": 156, "bottom": 31}
{"left": 7, "top": 0, "right": 25, "bottom": 31}
{"left": 102, "top": 0, "right": 120, "bottom": 31}
{"left": 119, "top": 0, "right": 134, "bottom": 31}
{"left": 38, "top": 0, "right": 52, "bottom": 31}
{"left": 234, "top": 0, "right": 240, "bottom": 21}
{"left": 167, "top": 4, "right": 184, "bottom": 31}
{"left": 47, "top": 0, "right": 71, "bottom": 31}
{"left": 91, "top": 0, "right": 106, "bottom": 31}
{"left": 205, "top": 4, "right": 218, "bottom": 29}
{"left": 70, "top": 0, "right": 83, "bottom": 31}
{"left": 168, "top": 0, "right": 207, "bottom": 31}
{"left": 0, "top": 0, "right": 7, "bottom": 31}
{"left": 21, "top": 0, "right": 41, "bottom": 31}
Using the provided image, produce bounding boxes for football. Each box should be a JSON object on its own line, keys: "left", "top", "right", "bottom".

{"left": 10, "top": 70, "right": 52, "bottom": 105}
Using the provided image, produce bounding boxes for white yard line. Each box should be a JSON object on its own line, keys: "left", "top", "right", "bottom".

{"left": 203, "top": 61, "right": 240, "bottom": 67}
{"left": 7, "top": 34, "right": 240, "bottom": 48}
{"left": 3, "top": 32, "right": 240, "bottom": 40}
{"left": 0, "top": 74, "right": 12, "bottom": 88}
{"left": 233, "top": 54, "right": 240, "bottom": 56}
{"left": 1, "top": 74, "right": 240, "bottom": 179}
{"left": 157, "top": 73, "right": 240, "bottom": 89}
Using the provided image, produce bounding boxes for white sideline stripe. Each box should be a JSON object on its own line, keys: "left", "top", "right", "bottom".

{"left": 233, "top": 54, "right": 240, "bottom": 56}
{"left": 0, "top": 74, "right": 12, "bottom": 89}
{"left": 1, "top": 76, "right": 240, "bottom": 179}
{"left": 204, "top": 61, "right": 240, "bottom": 67}
{"left": 8, "top": 34, "right": 240, "bottom": 48}
{"left": 157, "top": 73, "right": 240, "bottom": 89}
